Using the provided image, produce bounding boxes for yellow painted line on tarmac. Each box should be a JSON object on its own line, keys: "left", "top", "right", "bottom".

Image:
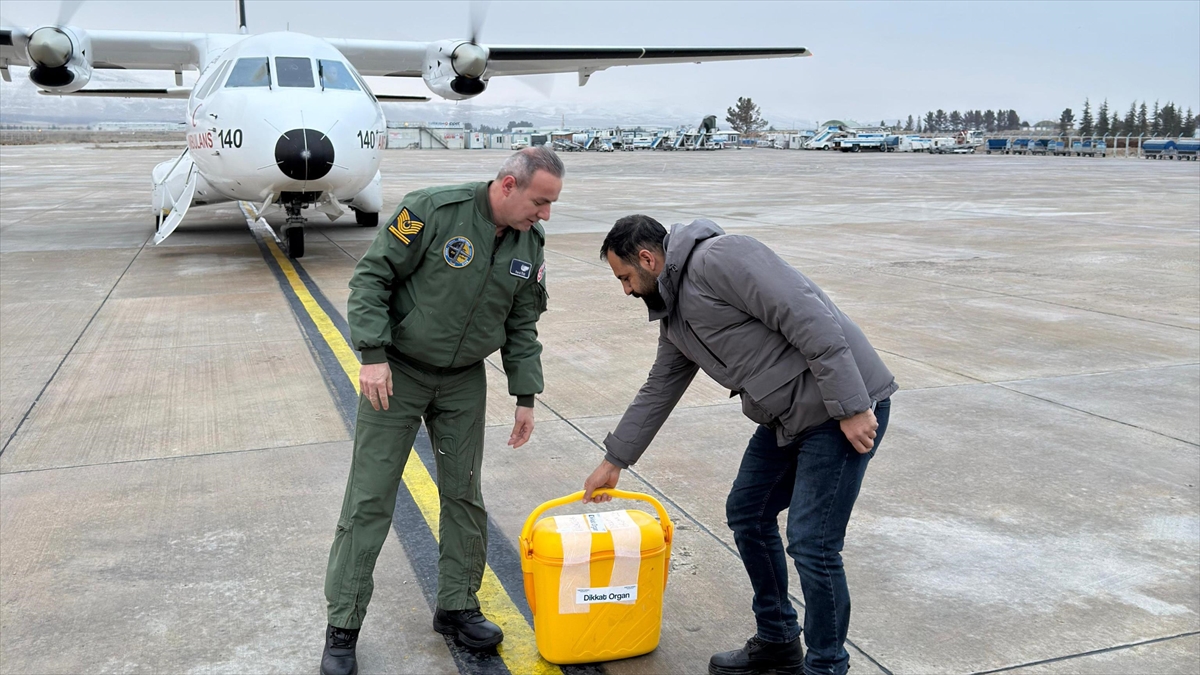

{"left": 262, "top": 237, "right": 363, "bottom": 390}
{"left": 261, "top": 232, "right": 557, "bottom": 675}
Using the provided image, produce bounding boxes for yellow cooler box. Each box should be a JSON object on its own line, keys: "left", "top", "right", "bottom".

{"left": 520, "top": 489, "right": 674, "bottom": 665}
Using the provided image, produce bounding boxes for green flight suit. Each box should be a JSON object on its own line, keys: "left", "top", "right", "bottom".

{"left": 325, "top": 182, "right": 548, "bottom": 629}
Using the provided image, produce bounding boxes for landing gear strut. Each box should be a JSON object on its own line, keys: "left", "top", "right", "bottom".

{"left": 283, "top": 200, "right": 306, "bottom": 258}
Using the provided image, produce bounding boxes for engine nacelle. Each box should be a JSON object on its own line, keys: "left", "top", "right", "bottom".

{"left": 422, "top": 40, "right": 488, "bottom": 101}
{"left": 25, "top": 25, "right": 93, "bottom": 92}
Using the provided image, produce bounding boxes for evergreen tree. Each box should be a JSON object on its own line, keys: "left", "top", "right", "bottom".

{"left": 1096, "top": 100, "right": 1110, "bottom": 136}
{"left": 725, "top": 97, "right": 768, "bottom": 135}
{"left": 924, "top": 111, "right": 935, "bottom": 132}
{"left": 1109, "top": 108, "right": 1121, "bottom": 136}
{"left": 949, "top": 110, "right": 963, "bottom": 130}
{"left": 1059, "top": 108, "right": 1075, "bottom": 135}
{"left": 934, "top": 109, "right": 947, "bottom": 131}
{"left": 983, "top": 109, "right": 996, "bottom": 132}
{"left": 905, "top": 115, "right": 914, "bottom": 131}
{"left": 1184, "top": 108, "right": 1196, "bottom": 137}
{"left": 1151, "top": 100, "right": 1161, "bottom": 135}
{"left": 1124, "top": 102, "right": 1138, "bottom": 134}
{"left": 1137, "top": 102, "right": 1149, "bottom": 134}
{"left": 1080, "top": 99, "right": 1094, "bottom": 136}
{"left": 1161, "top": 102, "right": 1178, "bottom": 136}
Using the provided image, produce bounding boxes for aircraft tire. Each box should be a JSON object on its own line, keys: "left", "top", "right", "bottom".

{"left": 354, "top": 208, "right": 379, "bottom": 227}
{"left": 286, "top": 228, "right": 305, "bottom": 259}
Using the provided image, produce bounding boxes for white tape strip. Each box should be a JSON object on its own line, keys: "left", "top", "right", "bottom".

{"left": 602, "top": 510, "right": 642, "bottom": 605}
{"left": 555, "top": 515, "right": 592, "bottom": 614}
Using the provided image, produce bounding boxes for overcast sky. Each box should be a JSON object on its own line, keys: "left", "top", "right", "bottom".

{"left": 3, "top": 0, "right": 1198, "bottom": 124}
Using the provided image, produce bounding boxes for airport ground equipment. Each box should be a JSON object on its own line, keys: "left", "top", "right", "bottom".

{"left": 835, "top": 134, "right": 887, "bottom": 152}
{"left": 1176, "top": 139, "right": 1199, "bottom": 160}
{"left": 1010, "top": 138, "right": 1031, "bottom": 155}
{"left": 883, "top": 135, "right": 913, "bottom": 152}
{"left": 985, "top": 139, "right": 1011, "bottom": 154}
{"left": 1051, "top": 140, "right": 1071, "bottom": 156}
{"left": 520, "top": 489, "right": 673, "bottom": 665}
{"left": 1072, "top": 139, "right": 1106, "bottom": 157}
{"left": 1142, "top": 140, "right": 1177, "bottom": 159}
{"left": 1029, "top": 139, "right": 1052, "bottom": 155}
{"left": 805, "top": 125, "right": 847, "bottom": 150}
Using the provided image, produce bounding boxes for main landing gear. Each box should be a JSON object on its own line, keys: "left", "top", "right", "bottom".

{"left": 352, "top": 207, "right": 378, "bottom": 227}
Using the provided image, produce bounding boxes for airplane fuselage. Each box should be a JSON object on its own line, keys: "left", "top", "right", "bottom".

{"left": 183, "top": 32, "right": 386, "bottom": 209}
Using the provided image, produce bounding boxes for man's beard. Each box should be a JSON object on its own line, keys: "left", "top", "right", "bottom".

{"left": 631, "top": 268, "right": 666, "bottom": 312}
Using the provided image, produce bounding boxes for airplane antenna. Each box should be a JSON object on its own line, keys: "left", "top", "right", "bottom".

{"left": 237, "top": 0, "right": 248, "bottom": 34}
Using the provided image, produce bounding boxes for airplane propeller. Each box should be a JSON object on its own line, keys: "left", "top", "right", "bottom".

{"left": 451, "top": 1, "right": 489, "bottom": 80}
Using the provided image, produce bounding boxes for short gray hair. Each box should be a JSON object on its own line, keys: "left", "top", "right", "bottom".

{"left": 497, "top": 146, "right": 565, "bottom": 188}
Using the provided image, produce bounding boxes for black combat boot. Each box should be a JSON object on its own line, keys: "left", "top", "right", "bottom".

{"left": 709, "top": 635, "right": 805, "bottom": 675}
{"left": 320, "top": 624, "right": 359, "bottom": 675}
{"left": 433, "top": 608, "right": 504, "bottom": 650}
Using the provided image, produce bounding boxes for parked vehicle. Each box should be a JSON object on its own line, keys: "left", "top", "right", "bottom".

{"left": 1143, "top": 139, "right": 1178, "bottom": 159}
{"left": 985, "top": 138, "right": 1011, "bottom": 154}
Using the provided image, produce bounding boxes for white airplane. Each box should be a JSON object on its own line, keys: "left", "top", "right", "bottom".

{"left": 0, "top": 2, "right": 809, "bottom": 257}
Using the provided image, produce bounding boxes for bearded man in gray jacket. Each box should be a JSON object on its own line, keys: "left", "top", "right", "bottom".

{"left": 582, "top": 215, "right": 898, "bottom": 675}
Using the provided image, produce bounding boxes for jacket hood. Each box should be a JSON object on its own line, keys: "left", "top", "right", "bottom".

{"left": 651, "top": 218, "right": 725, "bottom": 320}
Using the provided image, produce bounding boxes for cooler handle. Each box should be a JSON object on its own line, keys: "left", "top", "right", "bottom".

{"left": 519, "top": 489, "right": 674, "bottom": 563}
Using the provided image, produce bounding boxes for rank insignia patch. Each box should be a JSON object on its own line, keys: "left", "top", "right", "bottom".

{"left": 388, "top": 207, "right": 424, "bottom": 245}
{"left": 537, "top": 261, "right": 546, "bottom": 282}
{"left": 444, "top": 236, "right": 474, "bottom": 268}
{"left": 510, "top": 258, "right": 532, "bottom": 279}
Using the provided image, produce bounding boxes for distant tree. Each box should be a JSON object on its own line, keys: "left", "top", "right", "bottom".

{"left": 1137, "top": 102, "right": 1149, "bottom": 135}
{"left": 1123, "top": 102, "right": 1137, "bottom": 135}
{"left": 983, "top": 109, "right": 996, "bottom": 132}
{"left": 725, "top": 97, "right": 768, "bottom": 135}
{"left": 905, "top": 115, "right": 914, "bottom": 131}
{"left": 1059, "top": 108, "right": 1075, "bottom": 135}
{"left": 506, "top": 120, "right": 533, "bottom": 130}
{"left": 924, "top": 111, "right": 936, "bottom": 132}
{"left": 1079, "top": 99, "right": 1094, "bottom": 136}
{"left": 1096, "top": 100, "right": 1110, "bottom": 136}
{"left": 1161, "top": 102, "right": 1179, "bottom": 136}
{"left": 934, "top": 109, "right": 947, "bottom": 131}
{"left": 1150, "top": 100, "right": 1162, "bottom": 135}
{"left": 1184, "top": 108, "right": 1196, "bottom": 137}
{"left": 949, "top": 110, "right": 963, "bottom": 130}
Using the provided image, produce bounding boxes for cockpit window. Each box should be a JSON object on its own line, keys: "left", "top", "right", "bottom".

{"left": 276, "top": 57, "right": 314, "bottom": 88}
{"left": 226, "top": 57, "right": 271, "bottom": 88}
{"left": 317, "top": 60, "right": 360, "bottom": 91}
{"left": 195, "top": 60, "right": 231, "bottom": 99}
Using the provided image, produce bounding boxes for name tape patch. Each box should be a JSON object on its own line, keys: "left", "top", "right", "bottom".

{"left": 510, "top": 258, "right": 532, "bottom": 279}
{"left": 388, "top": 207, "right": 424, "bottom": 245}
{"left": 576, "top": 584, "right": 638, "bottom": 605}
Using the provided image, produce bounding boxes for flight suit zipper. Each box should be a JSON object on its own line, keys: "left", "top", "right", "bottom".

{"left": 450, "top": 233, "right": 504, "bottom": 364}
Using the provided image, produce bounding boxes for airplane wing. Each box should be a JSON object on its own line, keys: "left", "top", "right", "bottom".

{"left": 326, "top": 41, "right": 809, "bottom": 79}
{"left": 0, "top": 28, "right": 221, "bottom": 71}
{"left": 37, "top": 86, "right": 193, "bottom": 98}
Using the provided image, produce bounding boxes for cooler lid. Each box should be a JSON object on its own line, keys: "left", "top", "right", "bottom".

{"left": 529, "top": 509, "right": 666, "bottom": 561}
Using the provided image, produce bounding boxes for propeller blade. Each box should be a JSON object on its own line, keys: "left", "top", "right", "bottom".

{"left": 56, "top": 0, "right": 84, "bottom": 25}
{"left": 515, "top": 73, "right": 555, "bottom": 99}
{"left": 468, "top": 0, "right": 489, "bottom": 44}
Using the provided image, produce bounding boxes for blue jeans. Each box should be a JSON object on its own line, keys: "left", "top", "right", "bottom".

{"left": 725, "top": 399, "right": 890, "bottom": 675}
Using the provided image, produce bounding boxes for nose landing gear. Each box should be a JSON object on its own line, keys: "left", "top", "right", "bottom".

{"left": 282, "top": 199, "right": 306, "bottom": 258}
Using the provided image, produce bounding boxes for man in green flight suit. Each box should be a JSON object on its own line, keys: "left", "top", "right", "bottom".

{"left": 321, "top": 147, "right": 563, "bottom": 675}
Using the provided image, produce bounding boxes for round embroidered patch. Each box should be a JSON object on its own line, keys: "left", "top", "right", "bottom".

{"left": 443, "top": 236, "right": 474, "bottom": 268}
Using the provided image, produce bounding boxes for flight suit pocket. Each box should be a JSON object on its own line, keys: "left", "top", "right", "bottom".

{"left": 432, "top": 425, "right": 482, "bottom": 501}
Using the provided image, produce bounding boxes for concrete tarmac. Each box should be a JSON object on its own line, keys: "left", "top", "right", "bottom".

{"left": 1, "top": 145, "right": 1197, "bottom": 674}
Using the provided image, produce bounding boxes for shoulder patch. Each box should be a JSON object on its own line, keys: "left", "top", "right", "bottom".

{"left": 388, "top": 207, "right": 425, "bottom": 245}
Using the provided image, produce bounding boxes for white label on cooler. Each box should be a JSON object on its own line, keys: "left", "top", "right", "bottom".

{"left": 576, "top": 584, "right": 638, "bottom": 604}
{"left": 585, "top": 513, "right": 608, "bottom": 533}
{"left": 554, "top": 515, "right": 588, "bottom": 533}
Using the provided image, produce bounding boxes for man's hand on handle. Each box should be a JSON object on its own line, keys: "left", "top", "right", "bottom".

{"left": 509, "top": 405, "right": 535, "bottom": 448}
{"left": 360, "top": 362, "right": 393, "bottom": 411}
{"left": 839, "top": 407, "right": 878, "bottom": 454}
{"left": 583, "top": 459, "right": 623, "bottom": 503}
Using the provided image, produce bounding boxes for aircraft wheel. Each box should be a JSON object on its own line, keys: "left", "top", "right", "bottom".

{"left": 286, "top": 228, "right": 305, "bottom": 259}
{"left": 354, "top": 208, "right": 379, "bottom": 227}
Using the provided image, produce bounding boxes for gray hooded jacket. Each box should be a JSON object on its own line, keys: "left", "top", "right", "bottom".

{"left": 603, "top": 219, "right": 899, "bottom": 468}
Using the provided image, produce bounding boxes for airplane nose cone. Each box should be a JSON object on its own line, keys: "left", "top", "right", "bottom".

{"left": 274, "top": 128, "right": 334, "bottom": 181}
